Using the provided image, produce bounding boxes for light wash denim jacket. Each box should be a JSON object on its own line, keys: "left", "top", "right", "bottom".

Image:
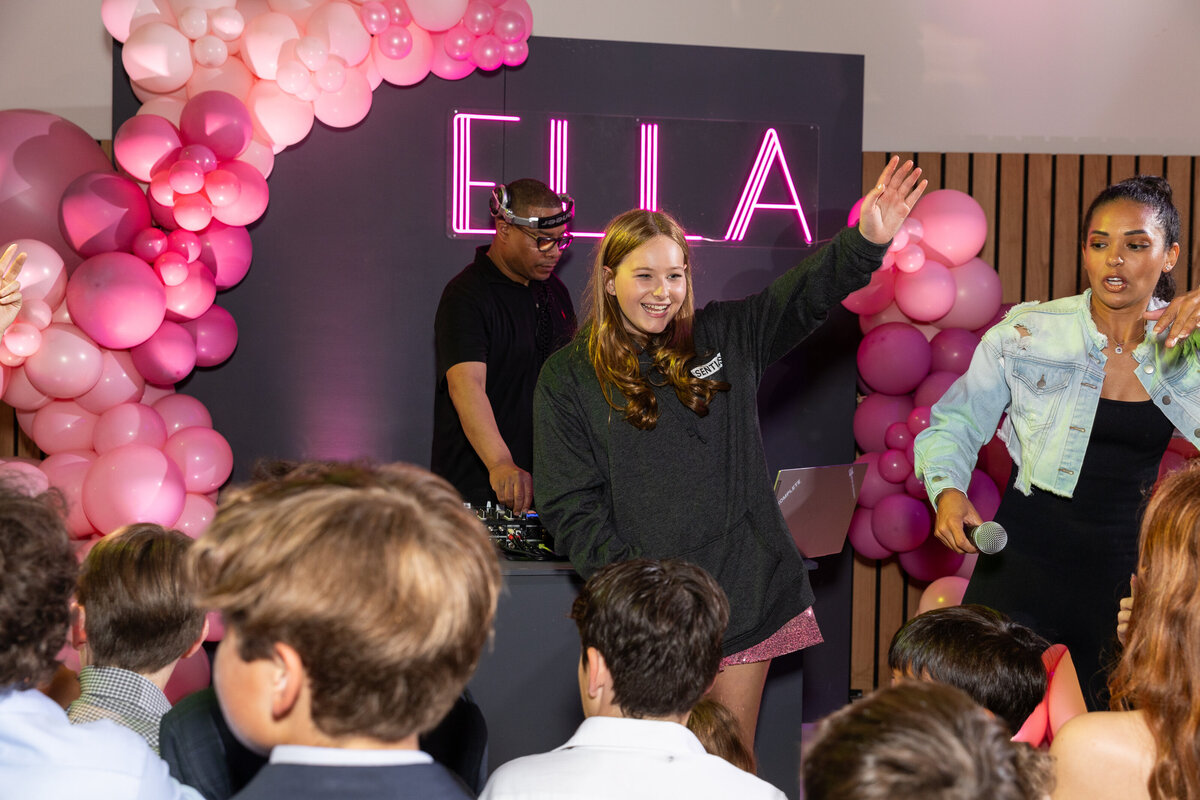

{"left": 914, "top": 290, "right": 1200, "bottom": 503}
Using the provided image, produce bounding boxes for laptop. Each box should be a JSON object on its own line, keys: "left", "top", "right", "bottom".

{"left": 774, "top": 463, "right": 867, "bottom": 558}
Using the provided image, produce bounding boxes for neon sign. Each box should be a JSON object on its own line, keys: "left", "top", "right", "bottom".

{"left": 449, "top": 111, "right": 820, "bottom": 248}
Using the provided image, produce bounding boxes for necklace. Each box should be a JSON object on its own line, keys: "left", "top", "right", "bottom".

{"left": 1090, "top": 308, "right": 1145, "bottom": 354}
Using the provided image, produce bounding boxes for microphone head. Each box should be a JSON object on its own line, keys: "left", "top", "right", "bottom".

{"left": 970, "top": 521, "right": 1008, "bottom": 555}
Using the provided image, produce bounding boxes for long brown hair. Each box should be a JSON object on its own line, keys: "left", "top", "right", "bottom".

{"left": 584, "top": 209, "right": 729, "bottom": 430}
{"left": 1109, "top": 463, "right": 1200, "bottom": 799}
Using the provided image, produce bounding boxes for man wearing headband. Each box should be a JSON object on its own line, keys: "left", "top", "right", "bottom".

{"left": 432, "top": 178, "right": 577, "bottom": 515}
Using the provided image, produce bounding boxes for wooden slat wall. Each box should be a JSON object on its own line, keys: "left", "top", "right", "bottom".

{"left": 851, "top": 152, "right": 1200, "bottom": 695}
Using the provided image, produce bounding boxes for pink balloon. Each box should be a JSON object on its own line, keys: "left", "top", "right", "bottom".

{"left": 138, "top": 96, "right": 186, "bottom": 127}
{"left": 58, "top": 171, "right": 152, "bottom": 258}
{"left": 312, "top": 56, "right": 347, "bottom": 93}
{"left": 499, "top": 0, "right": 532, "bottom": 34}
{"left": 307, "top": 1, "right": 372, "bottom": 67}
{"left": 192, "top": 35, "right": 229, "bottom": 68}
{"left": 237, "top": 138, "right": 275, "bottom": 180}
{"left": 101, "top": 0, "right": 178, "bottom": 43}
{"left": 41, "top": 451, "right": 98, "bottom": 539}
{"left": 0, "top": 111, "right": 116, "bottom": 272}
{"left": 932, "top": 257, "right": 1004, "bottom": 331}
{"left": 848, "top": 506, "right": 892, "bottom": 559}
{"left": 902, "top": 217, "right": 924, "bottom": 244}
{"left": 857, "top": 451, "right": 906, "bottom": 509}
{"left": 967, "top": 469, "right": 1002, "bottom": 521}
{"left": 67, "top": 252, "right": 166, "bottom": 349}
{"left": 24, "top": 324, "right": 104, "bottom": 399}
{"left": 978, "top": 435, "right": 1013, "bottom": 498}
{"left": 164, "top": 262, "right": 217, "bottom": 321}
{"left": 3, "top": 323, "right": 41, "bottom": 358}
{"left": 360, "top": 2, "right": 391, "bottom": 35}
{"left": 842, "top": 265, "right": 895, "bottom": 316}
{"left": 917, "top": 575, "right": 969, "bottom": 613}
{"left": 430, "top": 33, "right": 476, "bottom": 80}
{"left": 907, "top": 405, "right": 932, "bottom": 436}
{"left": 472, "top": 34, "right": 504, "bottom": 71}
{"left": 203, "top": 167, "right": 241, "bottom": 207}
{"left": 204, "top": 609, "right": 224, "bottom": 641}
{"left": 899, "top": 535, "right": 965, "bottom": 582}
{"left": 892, "top": 242, "right": 925, "bottom": 273}
{"left": 444, "top": 24, "right": 475, "bottom": 60}
{"left": 312, "top": 66, "right": 373, "bottom": 129}
{"left": 914, "top": 370, "right": 960, "bottom": 408}
{"left": 871, "top": 493, "right": 931, "bottom": 553}
{"left": 954, "top": 552, "right": 979, "bottom": 581}
{"left": 909, "top": 189, "right": 988, "bottom": 267}
{"left": 408, "top": 0, "right": 469, "bottom": 31}
{"left": 187, "top": 59, "right": 256, "bottom": 101}
{"left": 181, "top": 304, "right": 238, "bottom": 367}
{"left": 168, "top": 160, "right": 205, "bottom": 194}
{"left": 857, "top": 322, "right": 932, "bottom": 395}
{"left": 123, "top": 22, "right": 194, "bottom": 94}
{"left": 905, "top": 471, "right": 926, "bottom": 499}
{"left": 15, "top": 299, "right": 52, "bottom": 331}
{"left": 211, "top": 160, "right": 269, "bottom": 227}
{"left": 929, "top": 328, "right": 980, "bottom": 375}
{"left": 131, "top": 321, "right": 198, "bottom": 386}
{"left": 172, "top": 192, "right": 215, "bottom": 232}
{"left": 240, "top": 12, "right": 302, "bottom": 80}
{"left": 210, "top": 6, "right": 245, "bottom": 41}
{"left": 463, "top": 0, "right": 496, "bottom": 35}
{"left": 373, "top": 24, "right": 433, "bottom": 85}
{"left": 163, "top": 426, "right": 233, "bottom": 494}
{"left": 114, "top": 114, "right": 183, "bottom": 182}
{"left": 93, "top": 402, "right": 168, "bottom": 453}
{"left": 175, "top": 491, "right": 217, "bottom": 538}
{"left": 164, "top": 647, "right": 211, "bottom": 704}
{"left": 246, "top": 77, "right": 314, "bottom": 149}
{"left": 846, "top": 198, "right": 864, "bottom": 228}
{"left": 878, "top": 448, "right": 912, "bottom": 484}
{"left": 4, "top": 365, "right": 51, "bottom": 411}
{"left": 854, "top": 392, "right": 914, "bottom": 454}
{"left": 493, "top": 9, "right": 525, "bottom": 42}
{"left": 501, "top": 40, "right": 528, "bottom": 67}
{"left": 7, "top": 239, "right": 65, "bottom": 308}
{"left": 76, "top": 349, "right": 146, "bottom": 414}
{"left": 32, "top": 400, "right": 99, "bottom": 454}
{"left": 888, "top": 228, "right": 910, "bottom": 253}
{"left": 153, "top": 393, "right": 213, "bottom": 434}
{"left": 197, "top": 221, "right": 252, "bottom": 288}
{"left": 82, "top": 444, "right": 187, "bottom": 534}
{"left": 884, "top": 422, "right": 912, "bottom": 451}
{"left": 167, "top": 229, "right": 201, "bottom": 262}
{"left": 894, "top": 260, "right": 957, "bottom": 322}
{"left": 859, "top": 302, "right": 938, "bottom": 340}
{"left": 376, "top": 23, "right": 414, "bottom": 60}
{"left": 133, "top": 227, "right": 169, "bottom": 261}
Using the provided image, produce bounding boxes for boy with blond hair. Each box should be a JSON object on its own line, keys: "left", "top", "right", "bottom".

{"left": 190, "top": 461, "right": 501, "bottom": 800}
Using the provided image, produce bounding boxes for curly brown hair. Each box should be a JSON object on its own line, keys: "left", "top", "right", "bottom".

{"left": 584, "top": 209, "right": 729, "bottom": 430}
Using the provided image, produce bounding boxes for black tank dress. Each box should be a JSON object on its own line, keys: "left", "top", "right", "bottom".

{"left": 963, "top": 397, "right": 1174, "bottom": 709}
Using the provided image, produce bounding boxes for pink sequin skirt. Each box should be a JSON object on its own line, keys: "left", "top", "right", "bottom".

{"left": 719, "top": 606, "right": 823, "bottom": 668}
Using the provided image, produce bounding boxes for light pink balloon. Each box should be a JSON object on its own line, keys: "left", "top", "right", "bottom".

{"left": 313, "top": 66, "right": 373, "bottom": 128}
{"left": 894, "top": 260, "right": 957, "bottom": 322}
{"left": 168, "top": 159, "right": 205, "bottom": 194}
{"left": 140, "top": 383, "right": 176, "bottom": 406}
{"left": 164, "top": 426, "right": 233, "bottom": 494}
{"left": 0, "top": 345, "right": 24, "bottom": 368}
{"left": 857, "top": 322, "right": 932, "bottom": 395}
{"left": 246, "top": 79, "right": 315, "bottom": 151}
{"left": 123, "top": 22, "right": 194, "bottom": 93}
{"left": 182, "top": 304, "right": 238, "bottom": 367}
{"left": 41, "top": 451, "right": 98, "bottom": 539}
{"left": 914, "top": 369, "right": 960, "bottom": 409}
{"left": 180, "top": 91, "right": 253, "bottom": 161}
{"left": 93, "top": 402, "right": 168, "bottom": 453}
{"left": 408, "top": 0, "right": 468, "bottom": 31}
{"left": 187, "top": 59, "right": 256, "bottom": 100}
{"left": 164, "top": 262, "right": 217, "bottom": 321}
{"left": 76, "top": 349, "right": 147, "bottom": 414}
{"left": 430, "top": 33, "right": 477, "bottom": 80}
{"left": 58, "top": 171, "right": 152, "bottom": 259}
{"left": 932, "top": 257, "right": 1004, "bottom": 331}
{"left": 101, "top": 0, "right": 178, "bottom": 43}
{"left": 313, "top": 55, "right": 348, "bottom": 93}
{"left": 307, "top": 1, "right": 372, "bottom": 66}
{"left": 240, "top": 11, "right": 302, "bottom": 80}
{"left": 211, "top": 161, "right": 269, "bottom": 227}
{"left": 295, "top": 35, "right": 330, "bottom": 71}
{"left": 374, "top": 24, "right": 432, "bottom": 85}
{"left": 6, "top": 239, "right": 65, "bottom": 309}
{"left": 872, "top": 493, "right": 931, "bottom": 553}
{"left": 137, "top": 95, "right": 186, "bottom": 126}
{"left": 4, "top": 365, "right": 51, "bottom": 411}
{"left": 197, "top": 221, "right": 252, "bottom": 288}
{"left": 172, "top": 194, "right": 215, "bottom": 232}
{"left": 917, "top": 575, "right": 969, "bottom": 613}
{"left": 67, "top": 252, "right": 166, "bottom": 350}
{"left": 3, "top": 323, "right": 41, "bottom": 358}
{"left": 192, "top": 34, "right": 229, "bottom": 68}
{"left": 15, "top": 299, "right": 53, "bottom": 331}
{"left": 376, "top": 23, "right": 414, "bottom": 60}
{"left": 155, "top": 251, "right": 189, "bottom": 286}
{"left": 237, "top": 139, "right": 276, "bottom": 179}
{"left": 842, "top": 265, "right": 895, "bottom": 316}
{"left": 82, "top": 444, "right": 187, "bottom": 534}
{"left": 113, "top": 114, "right": 183, "bottom": 182}
{"left": 854, "top": 392, "right": 914, "bottom": 454}
{"left": 210, "top": 6, "right": 244, "bottom": 41}
{"left": 175, "top": 492, "right": 217, "bottom": 538}
{"left": 32, "top": 400, "right": 99, "bottom": 454}
{"left": 153, "top": 393, "right": 213, "bottom": 434}
{"left": 847, "top": 506, "right": 891, "bottom": 559}
{"left": 444, "top": 25, "right": 474, "bottom": 60}
{"left": 909, "top": 189, "right": 988, "bottom": 267}
{"left": 131, "top": 321, "right": 198, "bottom": 386}
{"left": 892, "top": 242, "right": 925, "bottom": 273}
{"left": 24, "top": 324, "right": 104, "bottom": 399}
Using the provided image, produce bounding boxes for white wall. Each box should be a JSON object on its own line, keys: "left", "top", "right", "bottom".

{"left": 3, "top": 0, "right": 1198, "bottom": 154}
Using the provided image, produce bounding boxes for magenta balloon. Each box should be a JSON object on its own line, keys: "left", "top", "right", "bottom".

{"left": 76, "top": 348, "right": 146, "bottom": 414}
{"left": 871, "top": 493, "right": 932, "bottom": 553}
{"left": 178, "top": 144, "right": 218, "bottom": 174}
{"left": 58, "top": 171, "right": 152, "bottom": 258}
{"left": 113, "top": 113, "right": 182, "bottom": 182}
{"left": 174, "top": 492, "right": 216, "bottom": 538}
{"left": 153, "top": 393, "right": 213, "bottom": 435}
{"left": 93, "top": 402, "right": 168, "bottom": 453}
{"left": 917, "top": 575, "right": 969, "bottom": 613}
{"left": 905, "top": 471, "right": 926, "bottom": 499}
{"left": 847, "top": 506, "right": 892, "bottom": 560}
{"left": 914, "top": 370, "right": 960, "bottom": 408}
{"left": 31, "top": 400, "right": 99, "bottom": 454}
{"left": 857, "top": 451, "right": 905, "bottom": 509}
{"left": 929, "top": 328, "right": 980, "bottom": 375}
{"left": 211, "top": 160, "right": 268, "bottom": 227}
{"left": 4, "top": 365, "right": 51, "bottom": 411}
{"left": 857, "top": 322, "right": 932, "bottom": 395}
{"left": 41, "top": 452, "right": 96, "bottom": 538}
{"left": 131, "top": 321, "right": 198, "bottom": 386}
{"left": 132, "top": 227, "right": 169, "bottom": 261}
{"left": 894, "top": 259, "right": 957, "bottom": 322}
{"left": 82, "top": 444, "right": 187, "bottom": 533}
{"left": 67, "top": 251, "right": 166, "bottom": 349}
{"left": 932, "top": 257, "right": 1004, "bottom": 331}
{"left": 24, "top": 324, "right": 103, "bottom": 399}
{"left": 899, "top": 535, "right": 965, "bottom": 583}
{"left": 164, "top": 261, "right": 217, "bottom": 322}
{"left": 179, "top": 91, "right": 253, "bottom": 161}
{"left": 842, "top": 265, "right": 895, "bottom": 316}
{"left": 878, "top": 448, "right": 912, "bottom": 484}
{"left": 906, "top": 405, "right": 932, "bottom": 436}
{"left": 163, "top": 426, "right": 233, "bottom": 494}
{"left": 167, "top": 230, "right": 201, "bottom": 263}
{"left": 967, "top": 469, "right": 1002, "bottom": 521}
{"left": 884, "top": 421, "right": 912, "bottom": 451}
{"left": 502, "top": 40, "right": 528, "bottom": 67}
{"left": 182, "top": 304, "right": 238, "bottom": 367}
{"left": 854, "top": 392, "right": 914, "bottom": 454}
{"left": 197, "top": 220, "right": 252, "bottom": 288}
{"left": 908, "top": 189, "right": 988, "bottom": 267}
{"left": 0, "top": 110, "right": 116, "bottom": 272}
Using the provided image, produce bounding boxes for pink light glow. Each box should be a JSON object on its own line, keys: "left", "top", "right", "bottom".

{"left": 451, "top": 112, "right": 521, "bottom": 235}
{"left": 639, "top": 123, "right": 658, "bottom": 211}
{"left": 724, "top": 128, "right": 813, "bottom": 244}
{"left": 549, "top": 118, "right": 568, "bottom": 195}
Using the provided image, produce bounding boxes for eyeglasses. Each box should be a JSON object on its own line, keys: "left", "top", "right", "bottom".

{"left": 513, "top": 224, "right": 573, "bottom": 252}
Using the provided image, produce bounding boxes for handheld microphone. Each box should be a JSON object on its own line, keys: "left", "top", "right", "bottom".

{"left": 965, "top": 521, "right": 1007, "bottom": 555}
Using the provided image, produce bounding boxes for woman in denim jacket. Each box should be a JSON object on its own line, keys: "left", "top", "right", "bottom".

{"left": 914, "top": 176, "right": 1200, "bottom": 708}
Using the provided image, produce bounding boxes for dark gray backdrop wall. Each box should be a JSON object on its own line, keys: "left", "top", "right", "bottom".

{"left": 115, "top": 33, "right": 864, "bottom": 724}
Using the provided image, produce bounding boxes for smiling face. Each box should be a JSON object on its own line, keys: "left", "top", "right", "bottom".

{"left": 1083, "top": 197, "right": 1179, "bottom": 312}
{"left": 604, "top": 235, "right": 689, "bottom": 338}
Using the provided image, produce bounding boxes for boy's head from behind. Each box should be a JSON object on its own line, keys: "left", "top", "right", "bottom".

{"left": 887, "top": 604, "right": 1049, "bottom": 734}
{"left": 74, "top": 523, "right": 206, "bottom": 674}
{"left": 192, "top": 461, "right": 501, "bottom": 751}
{"left": 0, "top": 486, "right": 76, "bottom": 689}
{"left": 570, "top": 558, "right": 729, "bottom": 719}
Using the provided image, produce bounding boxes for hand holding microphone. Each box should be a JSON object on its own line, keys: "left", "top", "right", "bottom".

{"left": 963, "top": 521, "right": 1007, "bottom": 555}
{"left": 933, "top": 488, "right": 1005, "bottom": 554}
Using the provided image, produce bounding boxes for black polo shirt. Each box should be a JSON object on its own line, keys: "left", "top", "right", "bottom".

{"left": 431, "top": 246, "right": 576, "bottom": 506}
